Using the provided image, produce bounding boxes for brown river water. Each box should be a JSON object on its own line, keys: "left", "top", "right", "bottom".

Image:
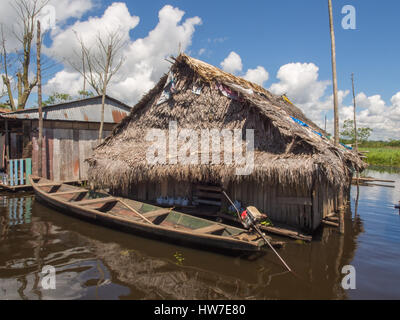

{"left": 1, "top": 167, "right": 399, "bottom": 300}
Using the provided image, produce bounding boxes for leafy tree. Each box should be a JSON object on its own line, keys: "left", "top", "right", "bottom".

{"left": 0, "top": 103, "right": 11, "bottom": 110}
{"left": 78, "top": 90, "right": 94, "bottom": 99}
{"left": 341, "top": 119, "right": 372, "bottom": 143}
{"left": 43, "top": 92, "right": 72, "bottom": 106}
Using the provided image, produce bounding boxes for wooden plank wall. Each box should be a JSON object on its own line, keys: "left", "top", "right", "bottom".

{"left": 227, "top": 180, "right": 345, "bottom": 232}
{"left": 32, "top": 127, "right": 111, "bottom": 181}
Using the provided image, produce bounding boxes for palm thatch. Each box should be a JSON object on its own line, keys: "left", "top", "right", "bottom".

{"left": 87, "top": 53, "right": 366, "bottom": 192}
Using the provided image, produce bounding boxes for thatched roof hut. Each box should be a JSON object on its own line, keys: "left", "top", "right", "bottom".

{"left": 87, "top": 54, "right": 365, "bottom": 232}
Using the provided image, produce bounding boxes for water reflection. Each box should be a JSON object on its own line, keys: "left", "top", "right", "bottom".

{"left": 1, "top": 168, "right": 399, "bottom": 299}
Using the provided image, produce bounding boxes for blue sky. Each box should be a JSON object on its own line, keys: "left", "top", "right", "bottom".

{"left": 1, "top": 0, "right": 399, "bottom": 139}
{"left": 86, "top": 0, "right": 398, "bottom": 102}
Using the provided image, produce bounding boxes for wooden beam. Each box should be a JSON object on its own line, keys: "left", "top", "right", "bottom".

{"left": 322, "top": 219, "right": 339, "bottom": 227}
{"left": 197, "top": 199, "right": 221, "bottom": 206}
{"left": 51, "top": 189, "right": 88, "bottom": 196}
{"left": 75, "top": 197, "right": 117, "bottom": 206}
{"left": 143, "top": 208, "right": 171, "bottom": 219}
{"left": 353, "top": 177, "right": 395, "bottom": 183}
{"left": 37, "top": 182, "right": 62, "bottom": 188}
{"left": 197, "top": 185, "right": 222, "bottom": 192}
{"left": 196, "top": 191, "right": 222, "bottom": 199}
{"left": 261, "top": 225, "right": 312, "bottom": 242}
{"left": 194, "top": 224, "right": 225, "bottom": 234}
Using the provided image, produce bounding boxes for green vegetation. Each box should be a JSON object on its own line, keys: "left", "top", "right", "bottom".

{"left": 0, "top": 103, "right": 11, "bottom": 110}
{"left": 359, "top": 147, "right": 400, "bottom": 167}
{"left": 43, "top": 93, "right": 73, "bottom": 106}
{"left": 340, "top": 119, "right": 372, "bottom": 143}
{"left": 78, "top": 90, "right": 95, "bottom": 99}
{"left": 41, "top": 91, "right": 95, "bottom": 107}
{"left": 339, "top": 119, "right": 400, "bottom": 167}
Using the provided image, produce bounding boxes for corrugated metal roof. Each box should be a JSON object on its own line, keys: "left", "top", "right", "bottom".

{"left": 0, "top": 95, "right": 131, "bottom": 123}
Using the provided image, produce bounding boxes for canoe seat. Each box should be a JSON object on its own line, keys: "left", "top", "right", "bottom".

{"left": 75, "top": 197, "right": 117, "bottom": 206}
{"left": 143, "top": 209, "right": 171, "bottom": 219}
{"left": 194, "top": 224, "right": 225, "bottom": 234}
{"left": 37, "top": 182, "right": 62, "bottom": 188}
{"left": 51, "top": 189, "right": 88, "bottom": 196}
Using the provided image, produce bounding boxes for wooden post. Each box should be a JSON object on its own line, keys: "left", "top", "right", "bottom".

{"left": 328, "top": 0, "right": 340, "bottom": 146}
{"left": 98, "top": 45, "right": 112, "bottom": 141}
{"left": 351, "top": 73, "right": 358, "bottom": 152}
{"left": 9, "top": 160, "right": 13, "bottom": 186}
{"left": 5, "top": 120, "right": 9, "bottom": 162}
{"left": 351, "top": 73, "right": 360, "bottom": 197}
{"left": 37, "top": 21, "right": 43, "bottom": 177}
{"left": 339, "top": 208, "right": 345, "bottom": 234}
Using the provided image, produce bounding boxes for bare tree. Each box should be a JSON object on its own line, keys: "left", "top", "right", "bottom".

{"left": 69, "top": 30, "right": 125, "bottom": 140}
{"left": 0, "top": 24, "right": 15, "bottom": 108}
{"left": 0, "top": 0, "right": 49, "bottom": 110}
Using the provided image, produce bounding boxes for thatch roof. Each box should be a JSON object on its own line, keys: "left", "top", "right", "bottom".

{"left": 87, "top": 53, "right": 366, "bottom": 191}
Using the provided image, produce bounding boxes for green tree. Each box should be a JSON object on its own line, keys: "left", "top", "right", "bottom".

{"left": 341, "top": 119, "right": 372, "bottom": 143}
{"left": 78, "top": 90, "right": 94, "bottom": 99}
{"left": 43, "top": 92, "right": 73, "bottom": 106}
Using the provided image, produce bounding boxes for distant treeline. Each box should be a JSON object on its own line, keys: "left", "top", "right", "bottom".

{"left": 341, "top": 139, "right": 400, "bottom": 148}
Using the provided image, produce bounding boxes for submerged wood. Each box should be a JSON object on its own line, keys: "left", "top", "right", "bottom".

{"left": 218, "top": 212, "right": 312, "bottom": 242}
{"left": 322, "top": 219, "right": 339, "bottom": 227}
{"left": 29, "top": 176, "right": 281, "bottom": 253}
{"left": 352, "top": 177, "right": 395, "bottom": 183}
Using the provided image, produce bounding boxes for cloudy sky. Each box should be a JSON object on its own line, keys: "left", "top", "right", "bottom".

{"left": 0, "top": 0, "right": 399, "bottom": 140}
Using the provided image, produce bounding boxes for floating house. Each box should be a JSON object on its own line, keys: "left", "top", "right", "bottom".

{"left": 87, "top": 54, "right": 365, "bottom": 232}
{"left": 0, "top": 95, "right": 131, "bottom": 187}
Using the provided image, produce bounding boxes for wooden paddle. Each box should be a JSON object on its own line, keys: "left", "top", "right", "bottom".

{"left": 118, "top": 199, "right": 154, "bottom": 225}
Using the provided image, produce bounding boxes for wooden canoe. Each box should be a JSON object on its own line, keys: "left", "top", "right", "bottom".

{"left": 30, "top": 176, "right": 281, "bottom": 253}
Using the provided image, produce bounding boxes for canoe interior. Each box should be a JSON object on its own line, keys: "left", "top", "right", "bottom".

{"left": 31, "top": 177, "right": 262, "bottom": 242}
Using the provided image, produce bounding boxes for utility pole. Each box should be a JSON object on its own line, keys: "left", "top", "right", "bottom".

{"left": 352, "top": 73, "right": 360, "bottom": 194}
{"left": 328, "top": 0, "right": 340, "bottom": 146}
{"left": 351, "top": 73, "right": 358, "bottom": 152}
{"left": 37, "top": 20, "right": 43, "bottom": 177}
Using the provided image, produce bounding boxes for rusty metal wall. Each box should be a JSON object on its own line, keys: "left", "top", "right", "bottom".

{"left": 32, "top": 127, "right": 111, "bottom": 181}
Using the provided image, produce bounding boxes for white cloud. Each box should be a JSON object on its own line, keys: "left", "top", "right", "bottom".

{"left": 220, "top": 51, "right": 242, "bottom": 74}
{"left": 267, "top": 61, "right": 400, "bottom": 139}
{"left": 0, "top": 75, "right": 6, "bottom": 99}
{"left": 269, "top": 62, "right": 330, "bottom": 105}
{"left": 243, "top": 66, "right": 269, "bottom": 86}
{"left": 0, "top": 0, "right": 94, "bottom": 49}
{"left": 46, "top": 2, "right": 139, "bottom": 61}
{"left": 50, "top": 0, "right": 94, "bottom": 23}
{"left": 219, "top": 52, "right": 269, "bottom": 86}
{"left": 346, "top": 92, "right": 400, "bottom": 140}
{"left": 44, "top": 4, "right": 202, "bottom": 104}
{"left": 44, "top": 70, "right": 83, "bottom": 96}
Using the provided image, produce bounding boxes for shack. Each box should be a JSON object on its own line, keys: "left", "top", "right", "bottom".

{"left": 87, "top": 54, "right": 365, "bottom": 232}
{"left": 0, "top": 95, "right": 131, "bottom": 188}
